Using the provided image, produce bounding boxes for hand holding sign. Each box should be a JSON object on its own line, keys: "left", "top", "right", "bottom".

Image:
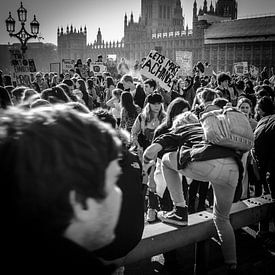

{"left": 140, "top": 50, "right": 180, "bottom": 93}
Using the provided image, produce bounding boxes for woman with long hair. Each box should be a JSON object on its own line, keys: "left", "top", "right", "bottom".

{"left": 147, "top": 98, "right": 191, "bottom": 222}
{"left": 104, "top": 76, "right": 116, "bottom": 103}
{"left": 106, "top": 88, "right": 123, "bottom": 127}
{"left": 75, "top": 78, "right": 93, "bottom": 109}
{"left": 131, "top": 93, "right": 166, "bottom": 222}
{"left": 131, "top": 93, "right": 166, "bottom": 152}
{"left": 120, "top": 92, "right": 141, "bottom": 132}
{"left": 86, "top": 78, "right": 98, "bottom": 109}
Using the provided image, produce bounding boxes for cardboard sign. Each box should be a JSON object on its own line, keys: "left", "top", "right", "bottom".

{"left": 175, "top": 51, "right": 193, "bottom": 76}
{"left": 234, "top": 62, "right": 248, "bottom": 75}
{"left": 90, "top": 62, "right": 107, "bottom": 76}
{"left": 140, "top": 50, "right": 180, "bottom": 92}
{"left": 62, "top": 59, "right": 74, "bottom": 73}
{"left": 11, "top": 58, "right": 36, "bottom": 86}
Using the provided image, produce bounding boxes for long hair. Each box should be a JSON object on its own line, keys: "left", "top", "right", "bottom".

{"left": 162, "top": 97, "right": 190, "bottom": 129}
{"left": 76, "top": 79, "right": 89, "bottom": 107}
{"left": 121, "top": 92, "right": 138, "bottom": 118}
{"left": 142, "top": 102, "right": 166, "bottom": 126}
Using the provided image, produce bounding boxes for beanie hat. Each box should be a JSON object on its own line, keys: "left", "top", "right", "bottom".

{"left": 148, "top": 93, "right": 163, "bottom": 104}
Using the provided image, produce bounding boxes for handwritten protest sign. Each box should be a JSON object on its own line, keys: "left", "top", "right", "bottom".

{"left": 234, "top": 62, "right": 248, "bottom": 75}
{"left": 11, "top": 56, "right": 36, "bottom": 86}
{"left": 62, "top": 59, "right": 74, "bottom": 73}
{"left": 175, "top": 51, "right": 193, "bottom": 76}
{"left": 140, "top": 50, "right": 180, "bottom": 92}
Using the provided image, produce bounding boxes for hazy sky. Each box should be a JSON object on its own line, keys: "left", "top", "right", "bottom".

{"left": 1, "top": 0, "right": 274, "bottom": 45}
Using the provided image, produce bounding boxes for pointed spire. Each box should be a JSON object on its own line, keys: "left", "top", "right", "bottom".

{"left": 66, "top": 25, "right": 69, "bottom": 33}
{"left": 61, "top": 26, "right": 63, "bottom": 34}
{"left": 57, "top": 26, "right": 60, "bottom": 35}
{"left": 130, "top": 11, "right": 133, "bottom": 23}
{"left": 70, "top": 24, "right": 73, "bottom": 33}
{"left": 203, "top": 0, "right": 208, "bottom": 13}
{"left": 84, "top": 25, "right": 87, "bottom": 34}
{"left": 80, "top": 26, "right": 82, "bottom": 32}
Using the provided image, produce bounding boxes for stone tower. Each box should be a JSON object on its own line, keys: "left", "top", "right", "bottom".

{"left": 215, "top": 0, "right": 238, "bottom": 20}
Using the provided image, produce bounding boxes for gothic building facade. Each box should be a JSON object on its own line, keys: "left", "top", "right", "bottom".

{"left": 57, "top": 0, "right": 275, "bottom": 74}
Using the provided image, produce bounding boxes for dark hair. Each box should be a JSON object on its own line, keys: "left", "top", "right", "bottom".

{"left": 0, "top": 86, "right": 13, "bottom": 109}
{"left": 57, "top": 83, "right": 78, "bottom": 102}
{"left": 162, "top": 97, "right": 190, "bottom": 128}
{"left": 217, "top": 73, "right": 231, "bottom": 85}
{"left": 76, "top": 78, "right": 89, "bottom": 107}
{"left": 3, "top": 74, "right": 12, "bottom": 86}
{"left": 212, "top": 97, "right": 229, "bottom": 109}
{"left": 235, "top": 80, "right": 245, "bottom": 90}
{"left": 147, "top": 92, "right": 163, "bottom": 104}
{"left": 106, "top": 76, "right": 115, "bottom": 88}
{"left": 201, "top": 88, "right": 218, "bottom": 103}
{"left": 92, "top": 107, "right": 117, "bottom": 129}
{"left": 41, "top": 86, "right": 70, "bottom": 103}
{"left": 256, "top": 96, "right": 275, "bottom": 116}
{"left": 0, "top": 105, "right": 120, "bottom": 237}
{"left": 62, "top": 79, "right": 74, "bottom": 87}
{"left": 116, "top": 82, "right": 124, "bottom": 90}
{"left": 121, "top": 74, "right": 133, "bottom": 84}
{"left": 11, "top": 86, "right": 27, "bottom": 103}
{"left": 144, "top": 78, "right": 157, "bottom": 90}
{"left": 120, "top": 92, "right": 138, "bottom": 118}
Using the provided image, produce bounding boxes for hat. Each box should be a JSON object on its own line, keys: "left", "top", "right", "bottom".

{"left": 148, "top": 93, "right": 163, "bottom": 104}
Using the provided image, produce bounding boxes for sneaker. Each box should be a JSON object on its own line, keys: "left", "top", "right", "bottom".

{"left": 146, "top": 208, "right": 158, "bottom": 223}
{"left": 158, "top": 206, "right": 188, "bottom": 226}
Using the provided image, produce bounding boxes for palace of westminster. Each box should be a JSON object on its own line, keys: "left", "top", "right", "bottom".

{"left": 1, "top": 0, "right": 274, "bottom": 74}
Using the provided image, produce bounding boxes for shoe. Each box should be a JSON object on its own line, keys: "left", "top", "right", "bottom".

{"left": 158, "top": 206, "right": 188, "bottom": 226}
{"left": 146, "top": 208, "right": 158, "bottom": 223}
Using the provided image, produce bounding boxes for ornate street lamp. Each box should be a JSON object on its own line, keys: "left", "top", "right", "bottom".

{"left": 5, "top": 2, "right": 40, "bottom": 54}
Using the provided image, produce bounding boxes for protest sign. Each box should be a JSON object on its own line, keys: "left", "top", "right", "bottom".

{"left": 175, "top": 51, "right": 193, "bottom": 76}
{"left": 140, "top": 50, "right": 180, "bottom": 92}
{"left": 11, "top": 55, "right": 36, "bottom": 86}
{"left": 90, "top": 62, "right": 107, "bottom": 76}
{"left": 233, "top": 62, "right": 248, "bottom": 75}
{"left": 62, "top": 59, "right": 74, "bottom": 73}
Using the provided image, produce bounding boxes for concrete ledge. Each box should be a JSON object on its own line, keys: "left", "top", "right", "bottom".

{"left": 120, "top": 195, "right": 274, "bottom": 266}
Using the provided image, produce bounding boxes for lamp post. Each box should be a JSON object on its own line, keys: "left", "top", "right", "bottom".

{"left": 5, "top": 2, "right": 40, "bottom": 55}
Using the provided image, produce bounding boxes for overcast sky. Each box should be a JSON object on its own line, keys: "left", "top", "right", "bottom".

{"left": 1, "top": 0, "right": 274, "bottom": 45}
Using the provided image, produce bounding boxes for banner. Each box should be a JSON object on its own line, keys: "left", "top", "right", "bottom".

{"left": 175, "top": 51, "right": 193, "bottom": 76}
{"left": 90, "top": 62, "right": 107, "bottom": 76}
{"left": 233, "top": 62, "right": 248, "bottom": 75}
{"left": 62, "top": 59, "right": 74, "bottom": 73}
{"left": 140, "top": 50, "right": 180, "bottom": 92}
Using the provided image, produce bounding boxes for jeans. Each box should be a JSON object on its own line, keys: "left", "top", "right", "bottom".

{"left": 162, "top": 152, "right": 239, "bottom": 265}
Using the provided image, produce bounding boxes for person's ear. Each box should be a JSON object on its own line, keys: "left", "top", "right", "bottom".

{"left": 69, "top": 190, "right": 98, "bottom": 222}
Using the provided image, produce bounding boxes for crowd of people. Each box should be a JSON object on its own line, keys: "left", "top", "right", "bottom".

{"left": 0, "top": 56, "right": 274, "bottom": 274}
